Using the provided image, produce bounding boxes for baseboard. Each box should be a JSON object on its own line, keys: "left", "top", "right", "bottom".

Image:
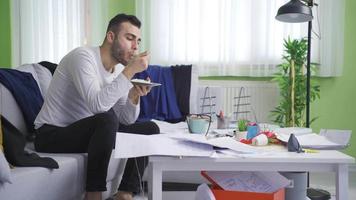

{"left": 163, "top": 182, "right": 200, "bottom": 191}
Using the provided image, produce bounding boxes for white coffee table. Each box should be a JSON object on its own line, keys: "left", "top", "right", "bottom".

{"left": 147, "top": 150, "right": 354, "bottom": 200}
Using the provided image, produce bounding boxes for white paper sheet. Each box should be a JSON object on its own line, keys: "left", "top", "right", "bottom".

{"left": 274, "top": 127, "right": 312, "bottom": 135}
{"left": 319, "top": 129, "right": 351, "bottom": 147}
{"left": 277, "top": 132, "right": 341, "bottom": 149}
{"left": 202, "top": 171, "right": 290, "bottom": 193}
{"left": 168, "top": 134, "right": 261, "bottom": 154}
{"left": 115, "top": 132, "right": 214, "bottom": 158}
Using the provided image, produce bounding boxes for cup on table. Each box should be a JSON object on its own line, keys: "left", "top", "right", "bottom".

{"left": 186, "top": 114, "right": 211, "bottom": 134}
{"left": 246, "top": 123, "right": 259, "bottom": 139}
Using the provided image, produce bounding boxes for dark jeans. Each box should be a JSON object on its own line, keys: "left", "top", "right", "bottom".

{"left": 34, "top": 109, "right": 160, "bottom": 193}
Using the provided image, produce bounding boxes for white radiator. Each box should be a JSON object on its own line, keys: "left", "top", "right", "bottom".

{"left": 198, "top": 80, "right": 279, "bottom": 123}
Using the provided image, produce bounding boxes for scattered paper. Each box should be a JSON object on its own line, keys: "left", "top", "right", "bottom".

{"left": 277, "top": 132, "right": 341, "bottom": 149}
{"left": 211, "top": 129, "right": 235, "bottom": 137}
{"left": 213, "top": 149, "right": 253, "bottom": 158}
{"left": 202, "top": 171, "right": 290, "bottom": 193}
{"left": 168, "top": 133, "right": 261, "bottom": 154}
{"left": 115, "top": 132, "right": 214, "bottom": 158}
{"left": 274, "top": 127, "right": 312, "bottom": 136}
{"left": 319, "top": 129, "right": 351, "bottom": 148}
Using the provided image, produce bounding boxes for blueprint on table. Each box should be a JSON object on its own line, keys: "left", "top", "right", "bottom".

{"left": 115, "top": 132, "right": 214, "bottom": 158}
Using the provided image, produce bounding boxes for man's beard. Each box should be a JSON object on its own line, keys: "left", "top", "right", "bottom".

{"left": 111, "top": 42, "right": 128, "bottom": 66}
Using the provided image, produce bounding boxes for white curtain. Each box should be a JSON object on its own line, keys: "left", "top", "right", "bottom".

{"left": 317, "top": 0, "right": 345, "bottom": 77}
{"left": 136, "top": 0, "right": 345, "bottom": 77}
{"left": 11, "top": 0, "right": 109, "bottom": 67}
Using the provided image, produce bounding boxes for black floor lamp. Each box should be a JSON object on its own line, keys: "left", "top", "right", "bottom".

{"left": 276, "top": 0, "right": 330, "bottom": 199}
{"left": 276, "top": 0, "right": 313, "bottom": 128}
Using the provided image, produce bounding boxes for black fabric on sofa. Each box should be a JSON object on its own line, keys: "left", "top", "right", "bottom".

{"left": 171, "top": 64, "right": 192, "bottom": 119}
{"left": 1, "top": 116, "right": 58, "bottom": 169}
{"left": 38, "top": 61, "right": 57, "bottom": 75}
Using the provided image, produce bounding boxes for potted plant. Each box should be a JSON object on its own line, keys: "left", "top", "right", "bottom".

{"left": 237, "top": 119, "right": 249, "bottom": 131}
{"left": 271, "top": 37, "right": 320, "bottom": 127}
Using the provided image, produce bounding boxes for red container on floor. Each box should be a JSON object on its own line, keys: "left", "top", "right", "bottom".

{"left": 201, "top": 171, "right": 285, "bottom": 200}
{"left": 211, "top": 186, "right": 285, "bottom": 200}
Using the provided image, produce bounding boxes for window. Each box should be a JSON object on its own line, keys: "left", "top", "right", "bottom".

{"left": 11, "top": 0, "right": 108, "bottom": 67}
{"left": 136, "top": 0, "right": 345, "bottom": 77}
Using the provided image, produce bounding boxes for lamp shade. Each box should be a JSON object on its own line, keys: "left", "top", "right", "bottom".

{"left": 276, "top": 0, "right": 313, "bottom": 23}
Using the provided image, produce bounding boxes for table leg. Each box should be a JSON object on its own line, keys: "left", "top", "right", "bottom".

{"left": 336, "top": 164, "right": 348, "bottom": 200}
{"left": 148, "top": 163, "right": 162, "bottom": 200}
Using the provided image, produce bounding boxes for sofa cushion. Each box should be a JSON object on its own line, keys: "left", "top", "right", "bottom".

{"left": 0, "top": 150, "right": 123, "bottom": 200}
{"left": 0, "top": 153, "right": 86, "bottom": 200}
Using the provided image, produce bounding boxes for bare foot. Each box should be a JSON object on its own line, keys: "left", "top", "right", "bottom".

{"left": 115, "top": 191, "right": 133, "bottom": 200}
{"left": 84, "top": 192, "right": 102, "bottom": 200}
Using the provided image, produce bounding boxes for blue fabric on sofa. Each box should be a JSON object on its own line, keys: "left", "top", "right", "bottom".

{"left": 0, "top": 69, "right": 43, "bottom": 135}
{"left": 134, "top": 65, "right": 182, "bottom": 122}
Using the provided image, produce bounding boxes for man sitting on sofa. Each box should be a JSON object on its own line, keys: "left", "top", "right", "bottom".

{"left": 34, "top": 13, "right": 159, "bottom": 200}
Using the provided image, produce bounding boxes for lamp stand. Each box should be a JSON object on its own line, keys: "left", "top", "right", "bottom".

{"left": 306, "top": 20, "right": 311, "bottom": 128}
{"left": 276, "top": 1, "right": 331, "bottom": 199}
{"left": 305, "top": 3, "right": 331, "bottom": 200}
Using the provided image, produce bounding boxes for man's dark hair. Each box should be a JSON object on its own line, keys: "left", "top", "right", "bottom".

{"left": 106, "top": 13, "right": 141, "bottom": 34}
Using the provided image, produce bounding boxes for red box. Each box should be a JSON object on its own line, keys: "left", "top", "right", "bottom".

{"left": 201, "top": 171, "right": 285, "bottom": 200}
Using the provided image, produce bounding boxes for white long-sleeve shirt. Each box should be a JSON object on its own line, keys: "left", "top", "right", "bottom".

{"left": 34, "top": 46, "right": 139, "bottom": 129}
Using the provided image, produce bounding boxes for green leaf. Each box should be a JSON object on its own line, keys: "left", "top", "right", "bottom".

{"left": 271, "top": 37, "right": 320, "bottom": 127}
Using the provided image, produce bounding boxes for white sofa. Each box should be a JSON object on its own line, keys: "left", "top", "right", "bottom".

{"left": 0, "top": 63, "right": 207, "bottom": 200}
{"left": 0, "top": 64, "right": 127, "bottom": 200}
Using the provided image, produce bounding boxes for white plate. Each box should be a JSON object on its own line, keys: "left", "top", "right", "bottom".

{"left": 131, "top": 79, "right": 161, "bottom": 87}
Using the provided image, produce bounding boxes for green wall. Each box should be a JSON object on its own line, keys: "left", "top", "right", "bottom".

{"left": 311, "top": 0, "right": 356, "bottom": 156}
{"left": 109, "top": 0, "right": 135, "bottom": 18}
{"left": 0, "top": 0, "right": 11, "bottom": 68}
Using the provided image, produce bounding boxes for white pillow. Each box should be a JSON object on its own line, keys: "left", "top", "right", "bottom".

{"left": 16, "top": 63, "right": 52, "bottom": 97}
{"left": 33, "top": 63, "right": 52, "bottom": 97}
{"left": 0, "top": 151, "right": 11, "bottom": 184}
